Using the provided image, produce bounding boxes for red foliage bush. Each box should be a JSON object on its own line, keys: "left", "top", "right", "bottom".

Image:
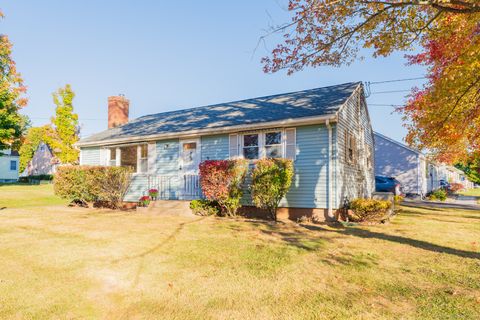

{"left": 449, "top": 182, "right": 464, "bottom": 193}
{"left": 199, "top": 159, "right": 248, "bottom": 216}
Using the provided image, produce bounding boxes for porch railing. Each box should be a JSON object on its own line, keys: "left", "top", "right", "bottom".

{"left": 147, "top": 174, "right": 202, "bottom": 200}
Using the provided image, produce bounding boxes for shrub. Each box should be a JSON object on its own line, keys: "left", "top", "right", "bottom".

{"left": 251, "top": 158, "right": 294, "bottom": 221}
{"left": 348, "top": 198, "right": 392, "bottom": 222}
{"left": 393, "top": 195, "right": 404, "bottom": 206}
{"left": 189, "top": 199, "right": 220, "bottom": 216}
{"left": 199, "top": 159, "right": 248, "bottom": 216}
{"left": 448, "top": 183, "right": 464, "bottom": 193}
{"left": 54, "top": 165, "right": 132, "bottom": 209}
{"left": 427, "top": 188, "right": 447, "bottom": 201}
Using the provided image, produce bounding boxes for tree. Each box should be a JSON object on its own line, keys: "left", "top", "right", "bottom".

{"left": 402, "top": 15, "right": 480, "bottom": 163}
{"left": 262, "top": 1, "right": 480, "bottom": 162}
{"left": 18, "top": 85, "right": 79, "bottom": 171}
{"left": 0, "top": 11, "right": 28, "bottom": 150}
{"left": 50, "top": 84, "right": 79, "bottom": 163}
{"left": 18, "top": 126, "right": 56, "bottom": 172}
{"left": 455, "top": 156, "right": 480, "bottom": 184}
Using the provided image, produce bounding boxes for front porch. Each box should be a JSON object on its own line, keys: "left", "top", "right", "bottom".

{"left": 124, "top": 174, "right": 202, "bottom": 202}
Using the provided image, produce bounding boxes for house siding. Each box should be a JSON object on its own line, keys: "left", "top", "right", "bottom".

{"left": 201, "top": 135, "right": 229, "bottom": 161}
{"left": 335, "top": 87, "right": 375, "bottom": 206}
{"left": 80, "top": 147, "right": 101, "bottom": 165}
{"left": 374, "top": 133, "right": 422, "bottom": 195}
{"left": 240, "top": 124, "right": 330, "bottom": 209}
{"left": 0, "top": 156, "right": 19, "bottom": 182}
{"left": 124, "top": 139, "right": 180, "bottom": 201}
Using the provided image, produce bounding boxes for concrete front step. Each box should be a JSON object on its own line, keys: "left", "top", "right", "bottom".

{"left": 137, "top": 200, "right": 193, "bottom": 216}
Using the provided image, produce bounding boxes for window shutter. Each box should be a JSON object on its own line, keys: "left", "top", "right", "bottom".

{"left": 229, "top": 134, "right": 239, "bottom": 159}
{"left": 148, "top": 143, "right": 156, "bottom": 173}
{"left": 100, "top": 148, "right": 109, "bottom": 166}
{"left": 285, "top": 128, "right": 296, "bottom": 160}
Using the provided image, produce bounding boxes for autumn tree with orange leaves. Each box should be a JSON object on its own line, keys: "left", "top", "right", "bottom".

{"left": 262, "top": 0, "right": 480, "bottom": 163}
{"left": 0, "top": 10, "right": 28, "bottom": 150}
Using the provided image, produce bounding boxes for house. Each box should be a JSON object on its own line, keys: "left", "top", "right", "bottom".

{"left": 22, "top": 142, "right": 60, "bottom": 176}
{"left": 437, "top": 164, "right": 474, "bottom": 189}
{"left": 374, "top": 132, "right": 429, "bottom": 195}
{"left": 77, "top": 82, "right": 375, "bottom": 220}
{"left": 0, "top": 149, "right": 19, "bottom": 183}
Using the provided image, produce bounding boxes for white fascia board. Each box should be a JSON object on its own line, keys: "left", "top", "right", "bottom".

{"left": 76, "top": 114, "right": 338, "bottom": 148}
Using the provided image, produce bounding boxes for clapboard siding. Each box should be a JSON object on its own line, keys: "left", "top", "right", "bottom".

{"left": 201, "top": 135, "right": 229, "bottom": 161}
{"left": 374, "top": 133, "right": 421, "bottom": 194}
{"left": 155, "top": 139, "right": 179, "bottom": 175}
{"left": 124, "top": 174, "right": 149, "bottom": 202}
{"left": 283, "top": 124, "right": 329, "bottom": 208}
{"left": 80, "top": 147, "right": 101, "bottom": 165}
{"left": 335, "top": 86, "right": 375, "bottom": 206}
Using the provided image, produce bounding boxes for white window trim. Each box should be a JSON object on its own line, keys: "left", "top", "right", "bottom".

{"left": 240, "top": 129, "right": 286, "bottom": 160}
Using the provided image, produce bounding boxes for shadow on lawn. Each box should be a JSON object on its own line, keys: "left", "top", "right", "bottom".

{"left": 301, "top": 224, "right": 480, "bottom": 260}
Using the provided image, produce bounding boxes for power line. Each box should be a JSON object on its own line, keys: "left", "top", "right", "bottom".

{"left": 368, "top": 76, "right": 426, "bottom": 85}
{"left": 369, "top": 89, "right": 411, "bottom": 95}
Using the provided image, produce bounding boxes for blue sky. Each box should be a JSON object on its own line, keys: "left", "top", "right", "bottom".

{"left": 2, "top": 0, "right": 426, "bottom": 142}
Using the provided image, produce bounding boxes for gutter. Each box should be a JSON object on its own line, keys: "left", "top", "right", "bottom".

{"left": 326, "top": 119, "right": 334, "bottom": 220}
{"left": 76, "top": 113, "right": 338, "bottom": 148}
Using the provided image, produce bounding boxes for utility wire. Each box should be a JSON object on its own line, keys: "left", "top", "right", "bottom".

{"left": 368, "top": 76, "right": 426, "bottom": 85}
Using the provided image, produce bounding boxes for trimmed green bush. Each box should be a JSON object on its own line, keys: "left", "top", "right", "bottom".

{"left": 251, "top": 158, "right": 294, "bottom": 221}
{"left": 189, "top": 199, "right": 220, "bottom": 216}
{"left": 54, "top": 166, "right": 132, "bottom": 209}
{"left": 428, "top": 188, "right": 447, "bottom": 201}
{"left": 348, "top": 198, "right": 392, "bottom": 222}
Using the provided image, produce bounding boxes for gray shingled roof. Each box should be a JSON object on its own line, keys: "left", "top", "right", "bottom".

{"left": 79, "top": 82, "right": 361, "bottom": 145}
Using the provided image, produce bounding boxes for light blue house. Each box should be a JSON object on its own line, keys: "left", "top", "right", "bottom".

{"left": 77, "top": 82, "right": 374, "bottom": 220}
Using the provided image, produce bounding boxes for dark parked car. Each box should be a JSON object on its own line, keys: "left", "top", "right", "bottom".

{"left": 375, "top": 176, "right": 402, "bottom": 195}
{"left": 439, "top": 179, "right": 451, "bottom": 190}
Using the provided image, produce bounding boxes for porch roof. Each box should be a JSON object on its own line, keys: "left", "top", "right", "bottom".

{"left": 78, "top": 82, "right": 361, "bottom": 147}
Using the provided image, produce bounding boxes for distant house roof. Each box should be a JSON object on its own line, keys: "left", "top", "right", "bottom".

{"left": 78, "top": 82, "right": 362, "bottom": 147}
{"left": 374, "top": 131, "right": 424, "bottom": 156}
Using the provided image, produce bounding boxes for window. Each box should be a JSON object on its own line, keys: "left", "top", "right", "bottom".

{"left": 10, "top": 160, "right": 17, "bottom": 171}
{"left": 265, "top": 131, "right": 282, "bottom": 158}
{"left": 109, "top": 148, "right": 117, "bottom": 166}
{"left": 139, "top": 144, "right": 148, "bottom": 173}
{"left": 345, "top": 132, "right": 356, "bottom": 164}
{"left": 243, "top": 134, "right": 259, "bottom": 159}
{"left": 120, "top": 146, "right": 137, "bottom": 172}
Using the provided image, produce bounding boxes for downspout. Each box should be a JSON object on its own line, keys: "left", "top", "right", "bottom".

{"left": 326, "top": 120, "right": 334, "bottom": 220}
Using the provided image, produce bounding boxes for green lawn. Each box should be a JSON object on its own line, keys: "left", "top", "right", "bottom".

{"left": 0, "top": 184, "right": 68, "bottom": 208}
{"left": 459, "top": 188, "right": 480, "bottom": 197}
{"left": 0, "top": 185, "right": 479, "bottom": 319}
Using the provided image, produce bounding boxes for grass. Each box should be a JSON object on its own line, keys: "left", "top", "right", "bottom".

{"left": 0, "top": 184, "right": 68, "bottom": 208}
{"left": 459, "top": 188, "right": 480, "bottom": 197}
{"left": 0, "top": 185, "right": 479, "bottom": 319}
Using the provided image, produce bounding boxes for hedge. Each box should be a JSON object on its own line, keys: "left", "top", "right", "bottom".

{"left": 348, "top": 198, "right": 392, "bottom": 222}
{"left": 199, "top": 159, "right": 248, "bottom": 216}
{"left": 54, "top": 166, "right": 132, "bottom": 208}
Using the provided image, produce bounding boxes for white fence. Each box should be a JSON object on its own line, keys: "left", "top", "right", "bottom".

{"left": 147, "top": 174, "right": 202, "bottom": 200}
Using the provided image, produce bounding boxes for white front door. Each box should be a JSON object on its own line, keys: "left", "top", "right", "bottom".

{"left": 179, "top": 139, "right": 200, "bottom": 175}
{"left": 179, "top": 139, "right": 201, "bottom": 199}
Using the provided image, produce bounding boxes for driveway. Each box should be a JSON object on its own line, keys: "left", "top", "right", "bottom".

{"left": 402, "top": 197, "right": 480, "bottom": 211}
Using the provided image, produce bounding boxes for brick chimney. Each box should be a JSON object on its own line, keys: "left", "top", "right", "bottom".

{"left": 108, "top": 95, "right": 129, "bottom": 129}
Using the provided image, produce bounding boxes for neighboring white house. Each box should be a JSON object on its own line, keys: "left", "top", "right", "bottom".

{"left": 374, "top": 132, "right": 428, "bottom": 195}
{"left": 0, "top": 149, "right": 19, "bottom": 183}
{"left": 22, "top": 142, "right": 59, "bottom": 176}
{"left": 374, "top": 132, "right": 475, "bottom": 194}
{"left": 436, "top": 164, "right": 474, "bottom": 189}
